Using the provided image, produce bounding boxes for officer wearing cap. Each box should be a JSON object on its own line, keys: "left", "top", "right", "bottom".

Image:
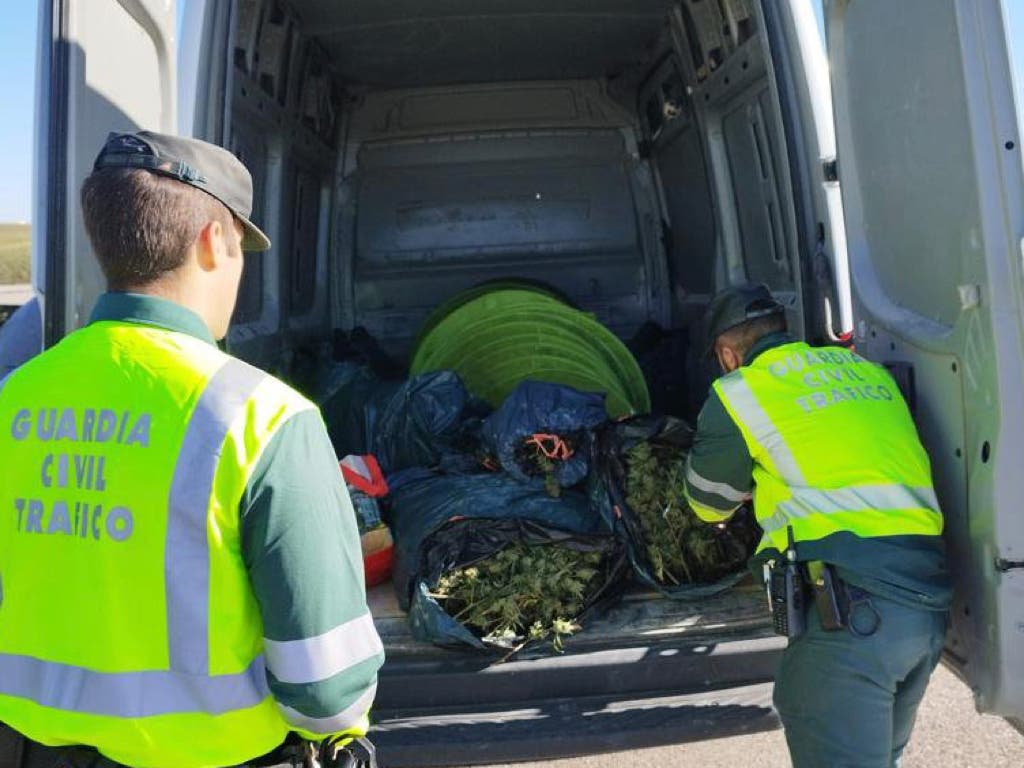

{"left": 683, "top": 283, "right": 951, "bottom": 767}
{"left": 0, "top": 132, "right": 383, "bottom": 767}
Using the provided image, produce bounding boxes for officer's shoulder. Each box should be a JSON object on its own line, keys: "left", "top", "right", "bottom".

{"left": 710, "top": 368, "right": 745, "bottom": 393}
{"left": 700, "top": 378, "right": 733, "bottom": 418}
{"left": 217, "top": 350, "right": 317, "bottom": 412}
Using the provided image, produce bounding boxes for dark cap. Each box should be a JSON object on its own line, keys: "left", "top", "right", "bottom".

{"left": 92, "top": 131, "right": 271, "bottom": 252}
{"left": 704, "top": 282, "right": 785, "bottom": 355}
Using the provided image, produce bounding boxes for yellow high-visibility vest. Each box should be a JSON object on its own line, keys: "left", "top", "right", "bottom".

{"left": 711, "top": 341, "right": 943, "bottom": 554}
{"left": 0, "top": 320, "right": 314, "bottom": 768}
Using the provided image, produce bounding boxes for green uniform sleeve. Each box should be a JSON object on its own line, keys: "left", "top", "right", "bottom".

{"left": 684, "top": 386, "right": 754, "bottom": 522}
{"left": 241, "top": 409, "right": 384, "bottom": 742}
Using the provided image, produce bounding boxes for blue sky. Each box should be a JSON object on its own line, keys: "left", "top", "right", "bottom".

{"left": 0, "top": 2, "right": 1022, "bottom": 223}
{"left": 0, "top": 3, "right": 38, "bottom": 223}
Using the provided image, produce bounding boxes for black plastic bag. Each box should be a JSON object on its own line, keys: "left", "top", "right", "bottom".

{"left": 481, "top": 381, "right": 606, "bottom": 488}
{"left": 315, "top": 362, "right": 399, "bottom": 457}
{"left": 589, "top": 415, "right": 760, "bottom": 599}
{"left": 386, "top": 468, "right": 627, "bottom": 651}
{"left": 372, "top": 371, "right": 490, "bottom": 474}
{"left": 333, "top": 326, "right": 406, "bottom": 380}
{"left": 316, "top": 366, "right": 485, "bottom": 472}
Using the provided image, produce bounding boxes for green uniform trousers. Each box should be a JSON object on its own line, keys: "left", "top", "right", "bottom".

{"left": 773, "top": 588, "right": 948, "bottom": 768}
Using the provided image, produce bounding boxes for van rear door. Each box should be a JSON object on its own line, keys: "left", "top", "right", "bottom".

{"left": 824, "top": 0, "right": 1024, "bottom": 717}
{"left": 36, "top": 0, "right": 177, "bottom": 346}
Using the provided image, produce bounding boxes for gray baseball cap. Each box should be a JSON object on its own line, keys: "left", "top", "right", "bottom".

{"left": 92, "top": 131, "right": 271, "bottom": 252}
{"left": 704, "top": 282, "right": 785, "bottom": 355}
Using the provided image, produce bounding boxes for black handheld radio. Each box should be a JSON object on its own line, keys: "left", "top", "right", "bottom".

{"left": 766, "top": 527, "right": 805, "bottom": 640}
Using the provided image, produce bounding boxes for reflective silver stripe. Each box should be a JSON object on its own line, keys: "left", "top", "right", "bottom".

{"left": 684, "top": 460, "right": 751, "bottom": 504}
{"left": 716, "top": 375, "right": 806, "bottom": 485}
{"left": 0, "top": 652, "right": 269, "bottom": 717}
{"left": 761, "top": 484, "right": 941, "bottom": 535}
{"left": 166, "top": 359, "right": 268, "bottom": 675}
{"left": 264, "top": 612, "right": 384, "bottom": 685}
{"left": 278, "top": 683, "right": 377, "bottom": 735}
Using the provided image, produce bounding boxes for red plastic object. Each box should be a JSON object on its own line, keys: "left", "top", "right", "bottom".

{"left": 339, "top": 455, "right": 389, "bottom": 498}
{"left": 363, "top": 546, "right": 394, "bottom": 587}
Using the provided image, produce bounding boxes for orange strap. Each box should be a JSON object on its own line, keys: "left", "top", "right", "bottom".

{"left": 524, "top": 433, "right": 575, "bottom": 461}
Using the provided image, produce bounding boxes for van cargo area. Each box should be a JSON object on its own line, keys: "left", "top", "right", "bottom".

{"left": 218, "top": 1, "right": 814, "bottom": 763}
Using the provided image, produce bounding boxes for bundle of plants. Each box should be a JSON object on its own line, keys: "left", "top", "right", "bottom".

{"left": 589, "top": 415, "right": 760, "bottom": 598}
{"left": 430, "top": 542, "right": 606, "bottom": 651}
{"left": 624, "top": 440, "right": 757, "bottom": 585}
{"left": 387, "top": 468, "right": 627, "bottom": 652}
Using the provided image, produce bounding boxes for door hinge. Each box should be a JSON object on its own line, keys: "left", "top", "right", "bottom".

{"left": 823, "top": 159, "right": 839, "bottom": 182}
{"left": 995, "top": 558, "right": 1024, "bottom": 572}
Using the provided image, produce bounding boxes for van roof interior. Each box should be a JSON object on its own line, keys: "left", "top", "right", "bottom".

{"left": 284, "top": 0, "right": 677, "bottom": 88}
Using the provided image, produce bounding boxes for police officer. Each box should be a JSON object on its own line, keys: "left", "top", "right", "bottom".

{"left": 683, "top": 283, "right": 951, "bottom": 768}
{"left": 0, "top": 132, "right": 384, "bottom": 767}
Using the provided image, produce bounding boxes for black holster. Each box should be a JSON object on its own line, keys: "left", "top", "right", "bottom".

{"left": 807, "top": 561, "right": 847, "bottom": 631}
{"left": 806, "top": 563, "right": 882, "bottom": 637}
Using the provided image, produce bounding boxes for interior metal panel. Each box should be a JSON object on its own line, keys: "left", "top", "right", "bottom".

{"left": 654, "top": 127, "right": 717, "bottom": 296}
{"left": 287, "top": 0, "right": 675, "bottom": 87}
{"left": 229, "top": 127, "right": 268, "bottom": 324}
{"left": 722, "top": 87, "right": 792, "bottom": 287}
{"left": 352, "top": 131, "right": 651, "bottom": 347}
{"left": 286, "top": 166, "right": 321, "bottom": 315}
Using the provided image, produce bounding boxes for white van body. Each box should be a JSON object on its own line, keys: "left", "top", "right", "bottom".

{"left": 22, "top": 0, "right": 1024, "bottom": 763}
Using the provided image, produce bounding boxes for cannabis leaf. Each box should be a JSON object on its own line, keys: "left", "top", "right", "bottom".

{"left": 433, "top": 543, "right": 605, "bottom": 652}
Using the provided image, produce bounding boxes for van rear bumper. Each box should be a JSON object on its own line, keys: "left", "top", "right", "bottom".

{"left": 373, "top": 628, "right": 784, "bottom": 766}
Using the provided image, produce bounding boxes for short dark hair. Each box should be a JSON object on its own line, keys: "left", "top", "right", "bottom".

{"left": 80, "top": 167, "right": 232, "bottom": 290}
{"left": 717, "top": 312, "right": 787, "bottom": 358}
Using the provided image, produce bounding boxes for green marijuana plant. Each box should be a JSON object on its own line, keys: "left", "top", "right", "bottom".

{"left": 624, "top": 441, "right": 744, "bottom": 585}
{"left": 537, "top": 456, "right": 562, "bottom": 498}
{"left": 431, "top": 543, "right": 605, "bottom": 651}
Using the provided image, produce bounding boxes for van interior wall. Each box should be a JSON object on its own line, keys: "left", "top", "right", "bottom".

{"left": 655, "top": 1, "right": 806, "bottom": 354}
{"left": 226, "top": 0, "right": 801, "bottom": 422}
{"left": 227, "top": 0, "right": 341, "bottom": 377}
{"left": 642, "top": 9, "right": 804, "bottom": 411}
{"left": 340, "top": 84, "right": 670, "bottom": 362}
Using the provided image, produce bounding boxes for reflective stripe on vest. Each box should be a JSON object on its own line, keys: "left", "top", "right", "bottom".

{"left": 713, "top": 342, "right": 942, "bottom": 552}
{"left": 0, "top": 654, "right": 267, "bottom": 717}
{"left": 716, "top": 374, "right": 806, "bottom": 486}
{"left": 166, "top": 359, "right": 267, "bottom": 676}
{"left": 760, "top": 484, "right": 940, "bottom": 536}
{"left": 0, "top": 358, "right": 269, "bottom": 715}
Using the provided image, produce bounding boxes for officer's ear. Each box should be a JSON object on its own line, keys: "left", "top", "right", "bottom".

{"left": 715, "top": 341, "right": 743, "bottom": 374}
{"left": 194, "top": 217, "right": 229, "bottom": 273}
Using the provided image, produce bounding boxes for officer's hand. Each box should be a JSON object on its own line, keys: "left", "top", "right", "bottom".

{"left": 320, "top": 735, "right": 378, "bottom": 768}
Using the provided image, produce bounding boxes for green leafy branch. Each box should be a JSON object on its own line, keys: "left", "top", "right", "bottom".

{"left": 430, "top": 543, "right": 605, "bottom": 652}
{"left": 624, "top": 441, "right": 742, "bottom": 586}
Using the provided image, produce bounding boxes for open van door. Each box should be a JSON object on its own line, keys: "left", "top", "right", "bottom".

{"left": 824, "top": 0, "right": 1024, "bottom": 718}
{"left": 35, "top": 0, "right": 176, "bottom": 346}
